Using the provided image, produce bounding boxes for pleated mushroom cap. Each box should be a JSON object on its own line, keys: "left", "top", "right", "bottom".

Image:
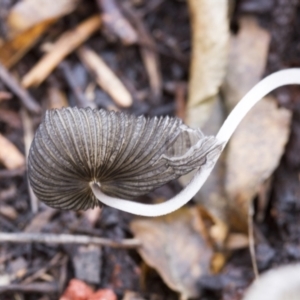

{"left": 28, "top": 107, "right": 222, "bottom": 210}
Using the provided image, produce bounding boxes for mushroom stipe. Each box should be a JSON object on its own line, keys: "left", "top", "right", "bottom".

{"left": 28, "top": 69, "right": 300, "bottom": 216}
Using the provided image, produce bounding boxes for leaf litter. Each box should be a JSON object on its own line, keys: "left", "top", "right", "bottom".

{"left": 0, "top": 0, "right": 300, "bottom": 299}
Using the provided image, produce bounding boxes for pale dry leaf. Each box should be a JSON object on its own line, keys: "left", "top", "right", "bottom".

{"left": 186, "top": 0, "right": 229, "bottom": 128}
{"left": 0, "top": 133, "right": 25, "bottom": 170}
{"left": 7, "top": 0, "right": 79, "bottom": 37}
{"left": 225, "top": 96, "right": 291, "bottom": 231}
{"left": 222, "top": 16, "right": 291, "bottom": 231}
{"left": 130, "top": 207, "right": 214, "bottom": 299}
{"left": 222, "top": 16, "right": 271, "bottom": 110}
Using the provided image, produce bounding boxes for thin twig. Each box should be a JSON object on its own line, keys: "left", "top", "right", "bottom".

{"left": 0, "top": 282, "right": 58, "bottom": 293}
{"left": 248, "top": 202, "right": 259, "bottom": 279}
{"left": 0, "top": 232, "right": 141, "bottom": 249}
{"left": 122, "top": 2, "right": 162, "bottom": 104}
{"left": 0, "top": 63, "right": 40, "bottom": 114}
{"left": 23, "top": 253, "right": 63, "bottom": 284}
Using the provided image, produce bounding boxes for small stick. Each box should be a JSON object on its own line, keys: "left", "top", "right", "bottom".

{"left": 0, "top": 282, "right": 58, "bottom": 293}
{"left": 21, "top": 15, "right": 101, "bottom": 88}
{"left": 248, "top": 202, "right": 259, "bottom": 278}
{"left": 97, "top": 0, "right": 138, "bottom": 45}
{"left": 23, "top": 253, "right": 63, "bottom": 284}
{"left": 78, "top": 46, "right": 132, "bottom": 107}
{"left": 0, "top": 232, "right": 141, "bottom": 249}
{"left": 122, "top": 3, "right": 162, "bottom": 104}
{"left": 0, "top": 63, "right": 40, "bottom": 113}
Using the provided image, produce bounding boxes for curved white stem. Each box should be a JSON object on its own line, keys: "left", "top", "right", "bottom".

{"left": 92, "top": 69, "right": 300, "bottom": 217}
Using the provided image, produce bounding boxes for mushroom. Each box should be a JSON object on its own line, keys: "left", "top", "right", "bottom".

{"left": 28, "top": 69, "right": 300, "bottom": 216}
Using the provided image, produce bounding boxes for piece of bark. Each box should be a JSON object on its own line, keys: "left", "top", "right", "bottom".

{"left": 0, "top": 133, "right": 25, "bottom": 170}
{"left": 97, "top": 0, "right": 138, "bottom": 45}
{"left": 72, "top": 245, "right": 102, "bottom": 284}
{"left": 21, "top": 15, "right": 101, "bottom": 88}
{"left": 78, "top": 46, "right": 132, "bottom": 107}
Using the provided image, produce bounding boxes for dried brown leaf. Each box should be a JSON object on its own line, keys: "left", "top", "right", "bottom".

{"left": 0, "top": 19, "right": 55, "bottom": 68}
{"left": 222, "top": 17, "right": 291, "bottom": 231}
{"left": 0, "top": 133, "right": 25, "bottom": 170}
{"left": 222, "top": 16, "right": 271, "bottom": 110}
{"left": 186, "top": 0, "right": 229, "bottom": 128}
{"left": 7, "top": 0, "right": 78, "bottom": 37}
{"left": 130, "top": 207, "right": 213, "bottom": 299}
{"left": 225, "top": 96, "right": 291, "bottom": 231}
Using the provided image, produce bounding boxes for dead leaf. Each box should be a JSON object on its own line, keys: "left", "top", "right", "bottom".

{"left": 222, "top": 16, "right": 291, "bottom": 231}
{"left": 222, "top": 16, "right": 271, "bottom": 110}
{"left": 7, "top": 0, "right": 78, "bottom": 37}
{"left": 24, "top": 208, "right": 56, "bottom": 233}
{"left": 186, "top": 0, "right": 229, "bottom": 128}
{"left": 0, "top": 19, "right": 55, "bottom": 68}
{"left": 0, "top": 133, "right": 25, "bottom": 170}
{"left": 225, "top": 96, "right": 291, "bottom": 231}
{"left": 130, "top": 207, "right": 213, "bottom": 299}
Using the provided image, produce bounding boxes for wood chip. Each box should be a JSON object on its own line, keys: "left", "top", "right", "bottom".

{"left": 0, "top": 133, "right": 25, "bottom": 170}
{"left": 78, "top": 46, "right": 132, "bottom": 107}
{"left": 21, "top": 15, "right": 102, "bottom": 88}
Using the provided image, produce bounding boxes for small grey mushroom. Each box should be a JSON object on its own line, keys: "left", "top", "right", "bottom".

{"left": 28, "top": 107, "right": 222, "bottom": 211}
